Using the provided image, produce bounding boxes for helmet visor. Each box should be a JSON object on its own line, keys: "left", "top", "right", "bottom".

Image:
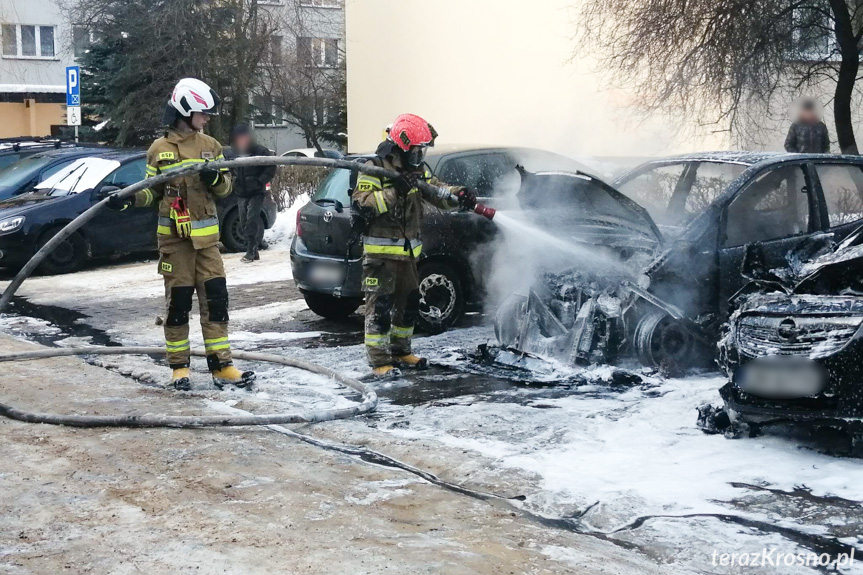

{"left": 406, "top": 145, "right": 427, "bottom": 168}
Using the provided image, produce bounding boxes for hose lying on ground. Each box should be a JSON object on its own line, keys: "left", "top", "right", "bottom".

{"left": 0, "top": 155, "right": 480, "bottom": 314}
{"left": 0, "top": 346, "right": 377, "bottom": 428}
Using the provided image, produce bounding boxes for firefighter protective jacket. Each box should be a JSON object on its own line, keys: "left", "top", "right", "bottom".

{"left": 352, "top": 153, "right": 463, "bottom": 260}
{"left": 135, "top": 128, "right": 232, "bottom": 250}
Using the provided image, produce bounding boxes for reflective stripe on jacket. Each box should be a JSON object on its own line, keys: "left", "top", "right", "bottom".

{"left": 352, "top": 154, "right": 462, "bottom": 261}
{"left": 135, "top": 128, "right": 232, "bottom": 250}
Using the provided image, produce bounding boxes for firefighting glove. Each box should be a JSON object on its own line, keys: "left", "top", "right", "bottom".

{"left": 457, "top": 188, "right": 477, "bottom": 211}
{"left": 99, "top": 191, "right": 132, "bottom": 211}
{"left": 170, "top": 197, "right": 193, "bottom": 238}
{"left": 394, "top": 172, "right": 420, "bottom": 196}
{"left": 199, "top": 165, "right": 223, "bottom": 188}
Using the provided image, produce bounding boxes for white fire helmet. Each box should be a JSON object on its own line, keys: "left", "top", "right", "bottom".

{"left": 162, "top": 78, "right": 220, "bottom": 124}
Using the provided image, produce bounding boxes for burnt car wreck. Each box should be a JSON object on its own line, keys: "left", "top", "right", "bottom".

{"left": 490, "top": 152, "right": 863, "bottom": 377}
{"left": 700, "top": 224, "right": 863, "bottom": 451}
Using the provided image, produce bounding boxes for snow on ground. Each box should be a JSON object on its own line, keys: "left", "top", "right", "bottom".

{"left": 262, "top": 193, "right": 309, "bottom": 249}
{"left": 4, "top": 242, "right": 863, "bottom": 573}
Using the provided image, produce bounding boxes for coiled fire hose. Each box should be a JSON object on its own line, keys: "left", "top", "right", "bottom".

{"left": 0, "top": 156, "right": 496, "bottom": 428}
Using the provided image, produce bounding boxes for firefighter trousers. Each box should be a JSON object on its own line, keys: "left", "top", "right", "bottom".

{"left": 362, "top": 256, "right": 420, "bottom": 367}
{"left": 158, "top": 241, "right": 232, "bottom": 371}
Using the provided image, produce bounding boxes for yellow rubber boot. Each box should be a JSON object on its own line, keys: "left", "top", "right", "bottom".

{"left": 171, "top": 367, "right": 192, "bottom": 391}
{"left": 372, "top": 365, "right": 402, "bottom": 379}
{"left": 396, "top": 354, "right": 429, "bottom": 370}
{"left": 212, "top": 365, "right": 256, "bottom": 390}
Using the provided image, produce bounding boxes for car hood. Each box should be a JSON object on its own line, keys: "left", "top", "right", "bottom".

{"left": 0, "top": 192, "right": 65, "bottom": 218}
{"left": 515, "top": 169, "right": 662, "bottom": 248}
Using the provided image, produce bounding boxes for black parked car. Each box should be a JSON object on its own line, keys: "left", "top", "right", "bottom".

{"left": 290, "top": 146, "right": 585, "bottom": 330}
{"left": 0, "top": 148, "right": 115, "bottom": 201}
{"left": 714, "top": 223, "right": 863, "bottom": 448}
{"left": 0, "top": 150, "right": 277, "bottom": 274}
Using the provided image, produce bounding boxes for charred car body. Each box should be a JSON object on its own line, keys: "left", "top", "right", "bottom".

{"left": 709, "top": 225, "right": 863, "bottom": 448}
{"left": 495, "top": 152, "right": 863, "bottom": 370}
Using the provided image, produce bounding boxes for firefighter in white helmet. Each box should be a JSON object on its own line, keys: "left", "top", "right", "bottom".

{"left": 105, "top": 78, "right": 255, "bottom": 391}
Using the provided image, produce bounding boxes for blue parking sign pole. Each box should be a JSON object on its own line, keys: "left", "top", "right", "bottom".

{"left": 66, "top": 66, "right": 81, "bottom": 142}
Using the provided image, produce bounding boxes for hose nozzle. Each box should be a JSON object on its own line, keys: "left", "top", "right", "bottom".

{"left": 473, "top": 203, "right": 496, "bottom": 220}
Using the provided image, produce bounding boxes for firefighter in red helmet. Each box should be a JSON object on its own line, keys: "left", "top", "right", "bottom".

{"left": 351, "top": 114, "right": 477, "bottom": 378}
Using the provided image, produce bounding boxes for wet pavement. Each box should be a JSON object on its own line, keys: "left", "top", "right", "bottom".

{"left": 3, "top": 258, "right": 863, "bottom": 574}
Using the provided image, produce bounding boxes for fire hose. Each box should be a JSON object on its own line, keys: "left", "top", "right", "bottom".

{"left": 0, "top": 155, "right": 495, "bottom": 314}
{"left": 0, "top": 156, "right": 496, "bottom": 428}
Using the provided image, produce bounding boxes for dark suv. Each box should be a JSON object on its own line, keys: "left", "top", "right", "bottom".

{"left": 290, "top": 146, "right": 584, "bottom": 330}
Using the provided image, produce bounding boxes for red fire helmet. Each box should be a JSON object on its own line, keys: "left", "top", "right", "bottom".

{"left": 389, "top": 113, "right": 438, "bottom": 152}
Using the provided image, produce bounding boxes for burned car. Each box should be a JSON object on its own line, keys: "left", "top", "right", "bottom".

{"left": 709, "top": 224, "right": 863, "bottom": 450}
{"left": 494, "top": 152, "right": 863, "bottom": 370}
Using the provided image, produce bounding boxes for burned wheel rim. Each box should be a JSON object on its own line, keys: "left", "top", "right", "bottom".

{"left": 634, "top": 310, "right": 694, "bottom": 368}
{"left": 419, "top": 273, "right": 456, "bottom": 325}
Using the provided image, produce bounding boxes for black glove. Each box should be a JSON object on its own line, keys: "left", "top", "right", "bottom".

{"left": 99, "top": 191, "right": 132, "bottom": 211}
{"left": 393, "top": 172, "right": 420, "bottom": 195}
{"left": 199, "top": 165, "right": 223, "bottom": 188}
{"left": 457, "top": 188, "right": 477, "bottom": 211}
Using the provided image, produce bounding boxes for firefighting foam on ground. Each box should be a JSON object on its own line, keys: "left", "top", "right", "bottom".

{"left": 3, "top": 0, "right": 863, "bottom": 572}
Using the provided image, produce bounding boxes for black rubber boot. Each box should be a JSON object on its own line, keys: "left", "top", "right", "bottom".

{"left": 241, "top": 247, "right": 257, "bottom": 263}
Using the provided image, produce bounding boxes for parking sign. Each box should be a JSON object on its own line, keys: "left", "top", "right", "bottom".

{"left": 66, "top": 66, "right": 80, "bottom": 107}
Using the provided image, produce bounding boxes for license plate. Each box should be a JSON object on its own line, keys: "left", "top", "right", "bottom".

{"left": 738, "top": 356, "right": 826, "bottom": 400}
{"left": 308, "top": 264, "right": 344, "bottom": 285}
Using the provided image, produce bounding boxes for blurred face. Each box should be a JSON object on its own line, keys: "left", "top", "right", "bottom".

{"left": 233, "top": 133, "right": 252, "bottom": 152}
{"left": 799, "top": 106, "right": 818, "bottom": 124}
{"left": 190, "top": 112, "right": 209, "bottom": 131}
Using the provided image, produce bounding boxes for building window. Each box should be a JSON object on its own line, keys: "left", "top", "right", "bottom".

{"left": 300, "top": 0, "right": 341, "bottom": 7}
{"left": 1, "top": 24, "right": 56, "bottom": 59}
{"left": 252, "top": 95, "right": 287, "bottom": 127}
{"left": 21, "top": 25, "right": 37, "bottom": 56}
{"left": 40, "top": 26, "right": 54, "bottom": 57}
{"left": 1, "top": 25, "right": 16, "bottom": 56}
{"left": 270, "top": 35, "right": 283, "bottom": 65}
{"left": 297, "top": 37, "right": 340, "bottom": 67}
{"left": 73, "top": 25, "right": 91, "bottom": 58}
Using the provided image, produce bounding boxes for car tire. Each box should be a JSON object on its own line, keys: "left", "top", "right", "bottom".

{"left": 220, "top": 209, "right": 245, "bottom": 253}
{"left": 37, "top": 228, "right": 88, "bottom": 275}
{"left": 302, "top": 290, "right": 362, "bottom": 320}
{"left": 417, "top": 261, "right": 464, "bottom": 334}
{"left": 633, "top": 310, "right": 698, "bottom": 369}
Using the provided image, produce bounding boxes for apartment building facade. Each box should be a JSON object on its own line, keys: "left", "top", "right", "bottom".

{"left": 0, "top": 0, "right": 74, "bottom": 138}
{"left": 253, "top": 0, "right": 345, "bottom": 153}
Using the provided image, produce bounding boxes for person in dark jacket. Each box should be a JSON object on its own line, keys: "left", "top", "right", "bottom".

{"left": 784, "top": 98, "right": 830, "bottom": 154}
{"left": 228, "top": 124, "right": 276, "bottom": 262}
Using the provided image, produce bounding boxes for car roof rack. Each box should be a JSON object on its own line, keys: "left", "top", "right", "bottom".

{"left": 0, "top": 137, "right": 109, "bottom": 153}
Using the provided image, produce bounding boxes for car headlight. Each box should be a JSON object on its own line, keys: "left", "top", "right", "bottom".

{"left": 0, "top": 216, "right": 24, "bottom": 235}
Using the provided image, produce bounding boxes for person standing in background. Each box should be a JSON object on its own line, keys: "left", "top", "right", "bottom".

{"left": 785, "top": 98, "right": 831, "bottom": 154}
{"left": 228, "top": 124, "right": 276, "bottom": 262}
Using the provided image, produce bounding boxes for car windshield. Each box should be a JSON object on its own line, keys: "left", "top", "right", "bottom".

{"left": 35, "top": 157, "right": 122, "bottom": 196}
{"left": 312, "top": 167, "right": 352, "bottom": 206}
{"left": 617, "top": 161, "right": 746, "bottom": 227}
{"left": 0, "top": 156, "right": 56, "bottom": 195}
